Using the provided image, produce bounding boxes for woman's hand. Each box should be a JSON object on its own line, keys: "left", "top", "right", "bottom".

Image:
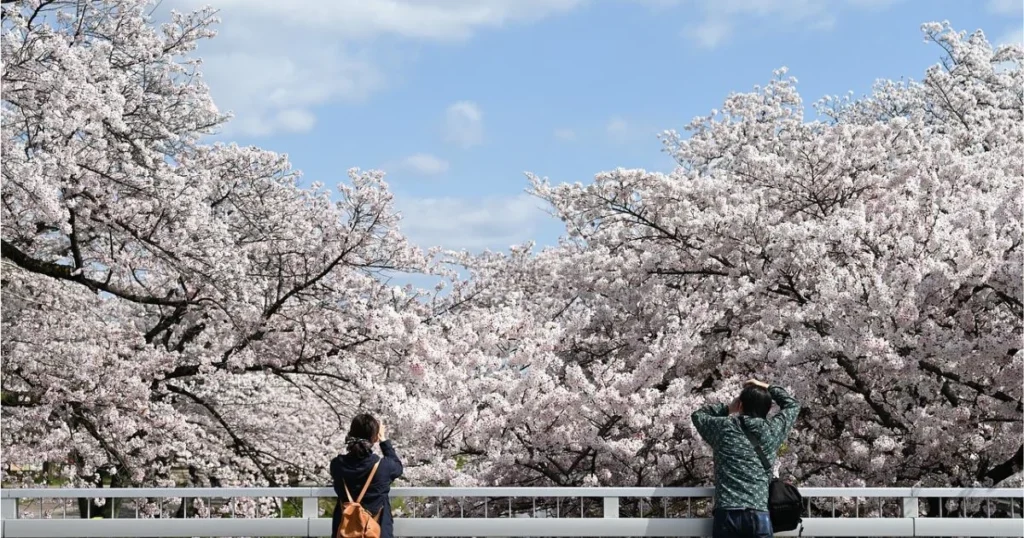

{"left": 376, "top": 424, "right": 387, "bottom": 443}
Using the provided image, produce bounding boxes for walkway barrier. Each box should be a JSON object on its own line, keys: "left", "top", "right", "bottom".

{"left": 1, "top": 486, "right": 1021, "bottom": 536}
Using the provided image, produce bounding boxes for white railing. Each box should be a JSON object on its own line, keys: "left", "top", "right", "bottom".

{"left": 1, "top": 486, "right": 1021, "bottom": 537}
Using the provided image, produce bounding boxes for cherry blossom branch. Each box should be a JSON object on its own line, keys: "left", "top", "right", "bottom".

{"left": 1, "top": 239, "right": 189, "bottom": 306}
{"left": 164, "top": 384, "right": 280, "bottom": 486}
{"left": 918, "top": 359, "right": 1022, "bottom": 409}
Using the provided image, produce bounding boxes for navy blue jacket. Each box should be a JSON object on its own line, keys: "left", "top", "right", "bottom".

{"left": 330, "top": 440, "right": 403, "bottom": 538}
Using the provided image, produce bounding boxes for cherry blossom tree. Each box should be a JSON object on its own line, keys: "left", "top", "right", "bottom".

{"left": 1, "top": 1, "right": 439, "bottom": 514}
{"left": 423, "top": 23, "right": 1022, "bottom": 497}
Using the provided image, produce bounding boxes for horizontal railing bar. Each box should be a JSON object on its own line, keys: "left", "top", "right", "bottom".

{"left": 914, "top": 518, "right": 1024, "bottom": 537}
{"left": 5, "top": 517, "right": 1022, "bottom": 538}
{"left": 0, "top": 487, "right": 315, "bottom": 498}
{"left": 2, "top": 518, "right": 308, "bottom": 538}
{"left": 2, "top": 486, "right": 1021, "bottom": 499}
{"left": 391, "top": 486, "right": 924, "bottom": 497}
{"left": 389, "top": 486, "right": 722, "bottom": 497}
{"left": 908, "top": 487, "right": 1024, "bottom": 498}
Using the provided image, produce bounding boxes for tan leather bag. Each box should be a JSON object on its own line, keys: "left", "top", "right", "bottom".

{"left": 337, "top": 460, "right": 383, "bottom": 538}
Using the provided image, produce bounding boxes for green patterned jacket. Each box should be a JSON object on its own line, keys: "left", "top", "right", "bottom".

{"left": 691, "top": 386, "right": 801, "bottom": 511}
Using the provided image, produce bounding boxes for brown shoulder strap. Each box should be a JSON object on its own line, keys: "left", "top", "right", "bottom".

{"left": 356, "top": 460, "right": 381, "bottom": 504}
{"left": 342, "top": 480, "right": 354, "bottom": 503}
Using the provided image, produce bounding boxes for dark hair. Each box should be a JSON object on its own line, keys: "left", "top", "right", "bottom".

{"left": 346, "top": 413, "right": 380, "bottom": 459}
{"left": 739, "top": 385, "right": 772, "bottom": 419}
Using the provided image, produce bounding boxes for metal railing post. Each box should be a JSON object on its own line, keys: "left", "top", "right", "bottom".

{"left": 1, "top": 497, "right": 17, "bottom": 520}
{"left": 902, "top": 496, "right": 919, "bottom": 518}
{"left": 298, "top": 485, "right": 320, "bottom": 538}
{"left": 300, "top": 485, "right": 319, "bottom": 518}
{"left": 603, "top": 496, "right": 619, "bottom": 518}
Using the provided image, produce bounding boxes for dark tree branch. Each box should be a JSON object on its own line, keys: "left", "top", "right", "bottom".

{"left": 165, "top": 384, "right": 280, "bottom": 486}
{"left": 984, "top": 445, "right": 1024, "bottom": 485}
{"left": 834, "top": 353, "right": 907, "bottom": 432}
{"left": 2, "top": 239, "right": 189, "bottom": 306}
{"left": 919, "top": 359, "right": 1022, "bottom": 410}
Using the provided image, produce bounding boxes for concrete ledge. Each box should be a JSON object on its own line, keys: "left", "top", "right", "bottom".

{"left": 1, "top": 518, "right": 307, "bottom": 537}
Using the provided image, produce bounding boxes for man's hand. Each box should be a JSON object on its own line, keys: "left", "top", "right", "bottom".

{"left": 745, "top": 378, "right": 770, "bottom": 389}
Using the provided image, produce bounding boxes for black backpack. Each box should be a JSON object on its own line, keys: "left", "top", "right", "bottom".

{"left": 738, "top": 417, "right": 804, "bottom": 533}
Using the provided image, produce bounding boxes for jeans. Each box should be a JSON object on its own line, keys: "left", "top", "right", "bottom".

{"left": 712, "top": 508, "right": 773, "bottom": 538}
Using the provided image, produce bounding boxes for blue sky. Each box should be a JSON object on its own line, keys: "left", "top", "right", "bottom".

{"left": 173, "top": 0, "right": 1023, "bottom": 252}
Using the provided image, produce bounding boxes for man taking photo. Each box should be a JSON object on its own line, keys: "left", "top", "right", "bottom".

{"left": 692, "top": 379, "right": 801, "bottom": 538}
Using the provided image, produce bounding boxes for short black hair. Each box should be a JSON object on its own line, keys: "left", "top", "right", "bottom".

{"left": 739, "top": 385, "right": 772, "bottom": 419}
{"left": 346, "top": 413, "right": 380, "bottom": 458}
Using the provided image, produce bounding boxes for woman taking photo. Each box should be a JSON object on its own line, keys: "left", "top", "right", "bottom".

{"left": 330, "top": 414, "right": 404, "bottom": 538}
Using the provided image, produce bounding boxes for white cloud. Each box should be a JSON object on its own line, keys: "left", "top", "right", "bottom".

{"left": 676, "top": 0, "right": 901, "bottom": 49}
{"left": 397, "top": 194, "right": 552, "bottom": 250}
{"left": 844, "top": 0, "right": 904, "bottom": 8}
{"left": 684, "top": 19, "right": 732, "bottom": 49}
{"left": 553, "top": 128, "right": 577, "bottom": 141}
{"left": 400, "top": 153, "right": 451, "bottom": 176}
{"left": 606, "top": 117, "right": 630, "bottom": 142}
{"left": 443, "top": 101, "right": 484, "bottom": 148}
{"left": 274, "top": 108, "right": 318, "bottom": 133}
{"left": 188, "top": 0, "right": 585, "bottom": 41}
{"left": 197, "top": 41, "right": 384, "bottom": 137}
{"left": 168, "top": 0, "right": 585, "bottom": 137}
{"left": 988, "top": 0, "right": 1024, "bottom": 15}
